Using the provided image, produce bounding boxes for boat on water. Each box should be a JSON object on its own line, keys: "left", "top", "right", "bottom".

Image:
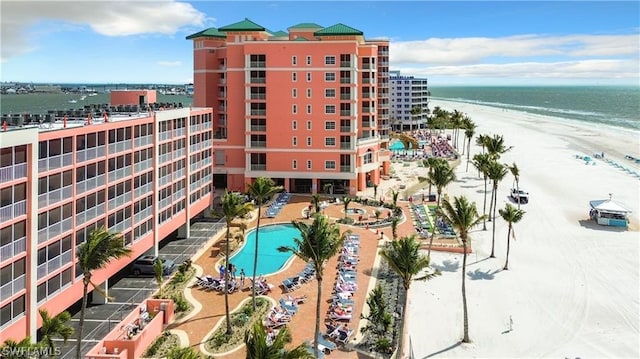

{"left": 80, "top": 95, "right": 87, "bottom": 101}
{"left": 68, "top": 99, "right": 77, "bottom": 104}
{"left": 88, "top": 92, "right": 98, "bottom": 97}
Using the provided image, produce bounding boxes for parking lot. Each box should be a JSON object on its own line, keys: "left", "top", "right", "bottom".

{"left": 53, "top": 221, "right": 225, "bottom": 358}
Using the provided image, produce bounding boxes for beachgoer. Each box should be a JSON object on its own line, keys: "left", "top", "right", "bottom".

{"left": 239, "top": 269, "right": 246, "bottom": 290}
{"left": 230, "top": 263, "right": 237, "bottom": 279}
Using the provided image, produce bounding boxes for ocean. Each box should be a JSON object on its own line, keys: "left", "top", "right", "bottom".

{"left": 1, "top": 85, "right": 638, "bottom": 131}
{"left": 429, "top": 86, "right": 640, "bottom": 131}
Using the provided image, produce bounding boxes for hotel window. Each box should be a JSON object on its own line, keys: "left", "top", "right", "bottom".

{"left": 306, "top": 56, "right": 311, "bottom": 65}
{"left": 325, "top": 105, "right": 336, "bottom": 114}
{"left": 307, "top": 160, "right": 312, "bottom": 169}
{"left": 292, "top": 88, "right": 297, "bottom": 98}
{"left": 306, "top": 88, "right": 312, "bottom": 98}
{"left": 306, "top": 105, "right": 312, "bottom": 114}
{"left": 325, "top": 56, "right": 336, "bottom": 65}
{"left": 306, "top": 137, "right": 312, "bottom": 146}
{"left": 292, "top": 72, "right": 297, "bottom": 82}
{"left": 325, "top": 121, "right": 336, "bottom": 130}
{"left": 325, "top": 137, "right": 336, "bottom": 147}
{"left": 292, "top": 120, "right": 297, "bottom": 130}
{"left": 325, "top": 160, "right": 336, "bottom": 169}
{"left": 306, "top": 73, "right": 312, "bottom": 82}
{"left": 307, "top": 121, "right": 312, "bottom": 130}
{"left": 292, "top": 104, "right": 297, "bottom": 114}
{"left": 292, "top": 56, "right": 297, "bottom": 65}
{"left": 292, "top": 160, "right": 297, "bottom": 169}
{"left": 325, "top": 72, "right": 336, "bottom": 82}
{"left": 325, "top": 88, "right": 336, "bottom": 98}
{"left": 292, "top": 137, "right": 297, "bottom": 146}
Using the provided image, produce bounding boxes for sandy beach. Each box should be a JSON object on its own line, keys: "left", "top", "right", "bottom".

{"left": 405, "top": 100, "right": 640, "bottom": 358}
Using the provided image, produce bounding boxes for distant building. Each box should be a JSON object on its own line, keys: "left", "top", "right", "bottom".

{"left": 389, "top": 70, "right": 430, "bottom": 131}
{"left": 186, "top": 18, "right": 392, "bottom": 194}
{"left": 33, "top": 85, "right": 62, "bottom": 93}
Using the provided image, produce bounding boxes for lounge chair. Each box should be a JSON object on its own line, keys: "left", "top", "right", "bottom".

{"left": 335, "top": 282, "right": 357, "bottom": 293}
{"left": 316, "top": 334, "right": 337, "bottom": 354}
{"left": 282, "top": 277, "right": 301, "bottom": 292}
{"left": 329, "top": 310, "right": 352, "bottom": 321}
{"left": 331, "top": 328, "right": 354, "bottom": 345}
{"left": 279, "top": 299, "right": 299, "bottom": 314}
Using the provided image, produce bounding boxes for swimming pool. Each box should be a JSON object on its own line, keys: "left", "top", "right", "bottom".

{"left": 229, "top": 223, "right": 301, "bottom": 276}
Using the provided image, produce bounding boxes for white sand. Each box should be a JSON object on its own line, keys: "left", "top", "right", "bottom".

{"left": 405, "top": 100, "right": 640, "bottom": 358}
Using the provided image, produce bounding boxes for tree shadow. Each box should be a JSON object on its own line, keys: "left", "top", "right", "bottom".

{"left": 424, "top": 341, "right": 462, "bottom": 358}
{"left": 432, "top": 259, "right": 459, "bottom": 272}
{"left": 578, "top": 219, "right": 628, "bottom": 232}
{"left": 467, "top": 268, "right": 496, "bottom": 280}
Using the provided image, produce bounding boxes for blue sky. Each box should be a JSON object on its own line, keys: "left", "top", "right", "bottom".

{"left": 1, "top": 1, "right": 638, "bottom": 86}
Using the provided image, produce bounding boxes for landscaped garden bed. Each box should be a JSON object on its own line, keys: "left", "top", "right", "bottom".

{"left": 204, "top": 297, "right": 270, "bottom": 354}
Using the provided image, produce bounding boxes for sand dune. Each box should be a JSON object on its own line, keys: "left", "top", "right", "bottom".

{"left": 406, "top": 100, "right": 639, "bottom": 358}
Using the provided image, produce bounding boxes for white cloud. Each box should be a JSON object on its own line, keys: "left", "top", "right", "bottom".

{"left": 1, "top": 0, "right": 205, "bottom": 62}
{"left": 157, "top": 60, "right": 182, "bottom": 67}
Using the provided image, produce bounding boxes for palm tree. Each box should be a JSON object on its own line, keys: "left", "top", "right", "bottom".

{"left": 39, "top": 309, "right": 74, "bottom": 356}
{"left": 1, "top": 337, "right": 36, "bottom": 359}
{"left": 310, "top": 193, "right": 321, "bottom": 213}
{"left": 153, "top": 259, "right": 164, "bottom": 298}
{"left": 472, "top": 153, "right": 492, "bottom": 230}
{"left": 422, "top": 157, "right": 446, "bottom": 196}
{"left": 425, "top": 161, "right": 456, "bottom": 258}
{"left": 437, "top": 196, "right": 486, "bottom": 343}
{"left": 464, "top": 120, "right": 477, "bottom": 172}
{"left": 410, "top": 106, "right": 423, "bottom": 133}
{"left": 450, "top": 110, "right": 464, "bottom": 150}
{"left": 508, "top": 162, "right": 521, "bottom": 209}
{"left": 391, "top": 190, "right": 400, "bottom": 209}
{"left": 487, "top": 161, "right": 508, "bottom": 258}
{"left": 485, "top": 134, "right": 513, "bottom": 160}
{"left": 390, "top": 216, "right": 400, "bottom": 240}
{"left": 216, "top": 191, "right": 254, "bottom": 335}
{"left": 245, "top": 322, "right": 312, "bottom": 359}
{"left": 75, "top": 226, "right": 132, "bottom": 359}
{"left": 475, "top": 134, "right": 488, "bottom": 154}
{"left": 247, "top": 177, "right": 283, "bottom": 311}
{"left": 342, "top": 196, "right": 352, "bottom": 218}
{"left": 278, "top": 214, "right": 349, "bottom": 359}
{"left": 380, "top": 235, "right": 440, "bottom": 357}
{"left": 499, "top": 204, "right": 525, "bottom": 270}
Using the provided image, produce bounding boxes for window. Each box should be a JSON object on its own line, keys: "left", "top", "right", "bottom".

{"left": 325, "top": 160, "right": 336, "bottom": 169}
{"left": 292, "top": 56, "right": 297, "bottom": 65}
{"left": 307, "top": 121, "right": 312, "bottom": 130}
{"left": 292, "top": 72, "right": 297, "bottom": 81}
{"left": 307, "top": 160, "right": 312, "bottom": 169}
{"left": 306, "top": 56, "right": 311, "bottom": 65}
{"left": 325, "top": 121, "right": 336, "bottom": 130}
{"left": 306, "top": 88, "right": 311, "bottom": 98}
{"left": 306, "top": 73, "right": 312, "bottom": 82}
{"left": 325, "top": 105, "right": 336, "bottom": 114}
{"left": 325, "top": 72, "right": 336, "bottom": 82}
{"left": 292, "top": 137, "right": 297, "bottom": 146}
{"left": 325, "top": 56, "right": 336, "bottom": 65}
{"left": 325, "top": 137, "right": 336, "bottom": 146}
{"left": 292, "top": 104, "right": 297, "bottom": 114}
{"left": 292, "top": 160, "right": 297, "bottom": 169}
{"left": 306, "top": 105, "right": 312, "bottom": 114}
{"left": 292, "top": 120, "right": 297, "bottom": 130}
{"left": 306, "top": 137, "right": 312, "bottom": 146}
{"left": 292, "top": 88, "right": 297, "bottom": 98}
{"left": 325, "top": 88, "right": 336, "bottom": 98}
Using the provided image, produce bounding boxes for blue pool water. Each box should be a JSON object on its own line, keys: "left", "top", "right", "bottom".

{"left": 229, "top": 223, "right": 301, "bottom": 276}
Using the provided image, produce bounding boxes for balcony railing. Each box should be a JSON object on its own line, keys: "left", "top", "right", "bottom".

{"left": 362, "top": 107, "right": 372, "bottom": 113}
{"left": 38, "top": 185, "right": 72, "bottom": 208}
{"left": 250, "top": 125, "right": 266, "bottom": 131}
{"left": 76, "top": 174, "right": 106, "bottom": 195}
{"left": 76, "top": 203, "right": 105, "bottom": 228}
{"left": 340, "top": 78, "right": 352, "bottom": 84}
{"left": 340, "top": 93, "right": 352, "bottom": 100}
{"left": 159, "top": 196, "right": 172, "bottom": 210}
{"left": 362, "top": 78, "right": 374, "bottom": 84}
{"left": 158, "top": 174, "right": 172, "bottom": 188}
{"left": 340, "top": 110, "right": 353, "bottom": 116}
{"left": 0, "top": 200, "right": 27, "bottom": 223}
{"left": 340, "top": 61, "right": 351, "bottom": 67}
{"left": 340, "top": 142, "right": 353, "bottom": 150}
{"left": 250, "top": 164, "right": 266, "bottom": 171}
{"left": 0, "top": 274, "right": 25, "bottom": 302}
{"left": 173, "top": 168, "right": 185, "bottom": 180}
{"left": 108, "top": 140, "right": 132, "bottom": 155}
{"left": 134, "top": 159, "right": 153, "bottom": 173}
{"left": 37, "top": 154, "right": 73, "bottom": 173}
{"left": 250, "top": 109, "right": 266, "bottom": 116}
{"left": 37, "top": 217, "right": 72, "bottom": 243}
{"left": 134, "top": 207, "right": 153, "bottom": 224}
{"left": 249, "top": 77, "right": 266, "bottom": 84}
{"left": 134, "top": 135, "right": 153, "bottom": 148}
{"left": 159, "top": 153, "right": 172, "bottom": 164}
{"left": 340, "top": 126, "right": 353, "bottom": 132}
{"left": 340, "top": 165, "right": 352, "bottom": 173}
{"left": 362, "top": 63, "right": 373, "bottom": 69}
{"left": 112, "top": 218, "right": 132, "bottom": 234}
{"left": 134, "top": 183, "right": 153, "bottom": 199}
{"left": 0, "top": 163, "right": 28, "bottom": 183}
{"left": 249, "top": 61, "right": 266, "bottom": 68}
{"left": 250, "top": 93, "right": 266, "bottom": 100}
{"left": 36, "top": 250, "right": 72, "bottom": 279}
{"left": 250, "top": 141, "right": 266, "bottom": 148}
{"left": 76, "top": 145, "right": 106, "bottom": 163}
{"left": 0, "top": 236, "right": 26, "bottom": 264}
{"left": 108, "top": 166, "right": 131, "bottom": 183}
{"left": 108, "top": 192, "right": 130, "bottom": 211}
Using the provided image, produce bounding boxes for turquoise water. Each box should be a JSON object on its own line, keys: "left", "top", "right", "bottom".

{"left": 430, "top": 86, "right": 640, "bottom": 130}
{"left": 229, "top": 223, "right": 301, "bottom": 276}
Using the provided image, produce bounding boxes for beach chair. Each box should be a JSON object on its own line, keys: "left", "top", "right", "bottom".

{"left": 329, "top": 310, "right": 352, "bottom": 321}
{"left": 316, "top": 334, "right": 337, "bottom": 354}
{"left": 281, "top": 277, "right": 301, "bottom": 292}
{"left": 279, "top": 298, "right": 299, "bottom": 314}
{"left": 331, "top": 328, "right": 354, "bottom": 345}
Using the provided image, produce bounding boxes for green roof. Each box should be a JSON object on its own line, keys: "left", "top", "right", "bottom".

{"left": 271, "top": 30, "right": 288, "bottom": 37}
{"left": 185, "top": 27, "right": 226, "bottom": 40}
{"left": 219, "top": 18, "right": 266, "bottom": 32}
{"left": 288, "top": 22, "right": 323, "bottom": 30}
{"left": 315, "top": 23, "right": 363, "bottom": 36}
{"left": 293, "top": 37, "right": 308, "bottom": 41}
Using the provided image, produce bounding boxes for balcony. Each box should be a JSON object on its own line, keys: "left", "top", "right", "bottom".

{"left": 340, "top": 61, "right": 351, "bottom": 67}
{"left": 76, "top": 145, "right": 106, "bottom": 163}
{"left": 108, "top": 140, "right": 132, "bottom": 155}
{"left": 250, "top": 125, "right": 266, "bottom": 131}
{"left": 340, "top": 165, "right": 352, "bottom": 173}
{"left": 0, "top": 236, "right": 26, "bottom": 264}
{"left": 112, "top": 218, "right": 132, "bottom": 235}
{"left": 340, "top": 93, "right": 352, "bottom": 100}
{"left": 37, "top": 154, "right": 73, "bottom": 173}
{"left": 250, "top": 141, "right": 266, "bottom": 148}
{"left": 134, "top": 183, "right": 153, "bottom": 199}
{"left": 158, "top": 174, "right": 172, "bottom": 188}
{"left": 250, "top": 93, "right": 266, "bottom": 100}
{"left": 340, "top": 125, "right": 353, "bottom": 133}
{"left": 340, "top": 142, "right": 353, "bottom": 150}
{"left": 76, "top": 174, "right": 106, "bottom": 195}
{"left": 362, "top": 93, "right": 373, "bottom": 99}
{"left": 134, "top": 207, "right": 153, "bottom": 224}
{"left": 249, "top": 77, "right": 266, "bottom": 84}
{"left": 362, "top": 78, "right": 374, "bottom": 84}
{"left": 36, "top": 250, "right": 72, "bottom": 279}
{"left": 362, "top": 107, "right": 373, "bottom": 113}
{"left": 174, "top": 128, "right": 186, "bottom": 137}
{"left": 134, "top": 136, "right": 153, "bottom": 148}
{"left": 340, "top": 78, "right": 352, "bottom": 84}
{"left": 108, "top": 166, "right": 132, "bottom": 183}
{"left": 362, "top": 63, "right": 373, "bottom": 70}
{"left": 249, "top": 61, "right": 266, "bottom": 68}
{"left": 108, "top": 192, "right": 130, "bottom": 211}
{"left": 38, "top": 185, "right": 73, "bottom": 208}
{"left": 37, "top": 217, "right": 72, "bottom": 243}
{"left": 134, "top": 159, "right": 153, "bottom": 174}
{"left": 159, "top": 153, "right": 172, "bottom": 164}
{"left": 0, "top": 274, "right": 25, "bottom": 302}
{"left": 340, "top": 110, "right": 353, "bottom": 117}
{"left": 173, "top": 168, "right": 185, "bottom": 180}
{"left": 250, "top": 164, "right": 266, "bottom": 171}
{"left": 250, "top": 109, "right": 266, "bottom": 116}
{"left": 76, "top": 203, "right": 105, "bottom": 227}
{"left": 0, "top": 163, "right": 27, "bottom": 183}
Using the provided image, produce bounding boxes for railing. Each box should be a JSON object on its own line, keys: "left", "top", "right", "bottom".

{"left": 250, "top": 109, "right": 266, "bottom": 116}
{"left": 108, "top": 192, "right": 130, "bottom": 211}
{"left": 134, "top": 135, "right": 153, "bottom": 148}
{"left": 134, "top": 183, "right": 153, "bottom": 199}
{"left": 189, "top": 144, "right": 200, "bottom": 153}
{"left": 76, "top": 174, "right": 106, "bottom": 195}
{"left": 76, "top": 145, "right": 106, "bottom": 163}
{"left": 159, "top": 153, "right": 172, "bottom": 164}
{"left": 174, "top": 189, "right": 185, "bottom": 200}
{"left": 174, "top": 128, "right": 185, "bottom": 137}
{"left": 112, "top": 218, "right": 132, "bottom": 234}
{"left": 340, "top": 142, "right": 353, "bottom": 150}
{"left": 250, "top": 125, "right": 266, "bottom": 131}
{"left": 249, "top": 77, "right": 266, "bottom": 84}
{"left": 0, "top": 236, "right": 26, "bottom": 264}
{"left": 362, "top": 63, "right": 372, "bottom": 69}
{"left": 37, "top": 217, "right": 72, "bottom": 243}
{"left": 362, "top": 93, "right": 373, "bottom": 99}
{"left": 250, "top": 164, "right": 266, "bottom": 171}
{"left": 134, "top": 159, "right": 153, "bottom": 173}
{"left": 340, "top": 78, "right": 352, "bottom": 84}
{"left": 36, "top": 251, "right": 72, "bottom": 279}
{"left": 250, "top": 93, "right": 266, "bottom": 100}
{"left": 340, "top": 165, "right": 352, "bottom": 172}
{"left": 340, "top": 126, "right": 353, "bottom": 132}
{"left": 159, "top": 197, "right": 172, "bottom": 210}
{"left": 37, "top": 154, "right": 72, "bottom": 173}
{"left": 173, "top": 168, "right": 185, "bottom": 180}
{"left": 158, "top": 174, "right": 172, "bottom": 188}
{"left": 0, "top": 163, "right": 28, "bottom": 183}
{"left": 134, "top": 207, "right": 153, "bottom": 224}
{"left": 250, "top": 141, "right": 266, "bottom": 148}
{"left": 249, "top": 61, "right": 266, "bottom": 68}
{"left": 108, "top": 166, "right": 132, "bottom": 183}
{"left": 362, "top": 107, "right": 372, "bottom": 113}
{"left": 38, "top": 185, "right": 73, "bottom": 208}
{"left": 340, "top": 61, "right": 351, "bottom": 67}
{"left": 0, "top": 200, "right": 27, "bottom": 223}
{"left": 340, "top": 93, "right": 352, "bottom": 100}
{"left": 76, "top": 203, "right": 105, "bottom": 228}
{"left": 340, "top": 110, "right": 353, "bottom": 116}
{"left": 362, "top": 78, "right": 374, "bottom": 84}
{"left": 189, "top": 124, "right": 200, "bottom": 133}
{"left": 0, "top": 274, "right": 25, "bottom": 302}
{"left": 108, "top": 141, "right": 132, "bottom": 155}
{"left": 159, "top": 131, "right": 171, "bottom": 142}
{"left": 174, "top": 148, "right": 185, "bottom": 158}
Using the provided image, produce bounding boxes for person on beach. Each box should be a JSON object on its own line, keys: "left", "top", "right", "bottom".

{"left": 239, "top": 269, "right": 245, "bottom": 290}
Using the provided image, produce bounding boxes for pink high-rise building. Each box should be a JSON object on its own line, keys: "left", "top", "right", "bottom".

{"left": 186, "top": 19, "right": 391, "bottom": 195}
{"left": 0, "top": 91, "right": 214, "bottom": 341}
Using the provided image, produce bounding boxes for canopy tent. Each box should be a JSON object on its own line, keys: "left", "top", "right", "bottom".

{"left": 589, "top": 199, "right": 632, "bottom": 214}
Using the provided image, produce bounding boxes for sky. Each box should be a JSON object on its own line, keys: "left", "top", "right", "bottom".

{"left": 1, "top": 0, "right": 639, "bottom": 86}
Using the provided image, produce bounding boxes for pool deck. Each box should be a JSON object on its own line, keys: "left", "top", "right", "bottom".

{"left": 169, "top": 195, "right": 422, "bottom": 358}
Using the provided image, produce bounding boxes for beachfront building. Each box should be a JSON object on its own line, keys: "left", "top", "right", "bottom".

{"left": 389, "top": 70, "right": 430, "bottom": 131}
{"left": 186, "top": 19, "right": 391, "bottom": 194}
{"left": 0, "top": 90, "right": 214, "bottom": 342}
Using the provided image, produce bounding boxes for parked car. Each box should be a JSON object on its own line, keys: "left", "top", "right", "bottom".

{"left": 510, "top": 188, "right": 529, "bottom": 204}
{"left": 131, "top": 255, "right": 176, "bottom": 276}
